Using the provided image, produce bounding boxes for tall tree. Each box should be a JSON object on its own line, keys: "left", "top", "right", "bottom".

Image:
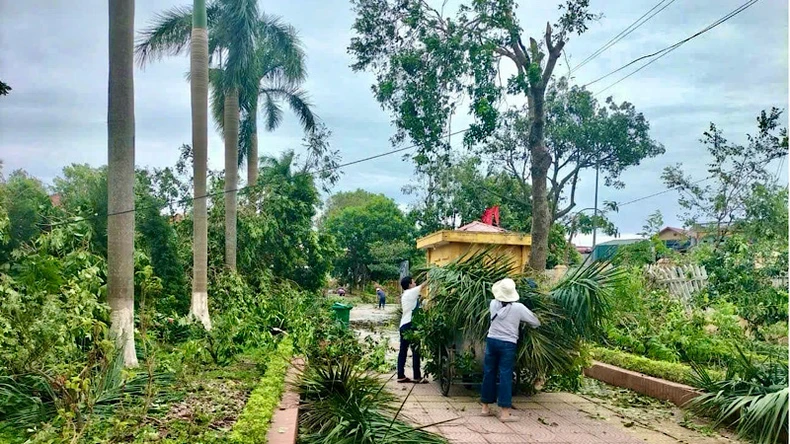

{"left": 0, "top": 81, "right": 10, "bottom": 97}
{"left": 138, "top": 0, "right": 302, "bottom": 269}
{"left": 323, "top": 191, "right": 416, "bottom": 286}
{"left": 484, "top": 79, "right": 664, "bottom": 223}
{"left": 663, "top": 108, "right": 788, "bottom": 246}
{"left": 349, "top": 0, "right": 597, "bottom": 270}
{"left": 237, "top": 27, "right": 316, "bottom": 187}
{"left": 107, "top": 0, "right": 137, "bottom": 367}
{"left": 190, "top": 0, "right": 211, "bottom": 328}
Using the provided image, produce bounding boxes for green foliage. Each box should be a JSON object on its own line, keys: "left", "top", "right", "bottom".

{"left": 230, "top": 337, "right": 293, "bottom": 444}
{"left": 298, "top": 356, "right": 446, "bottom": 444}
{"left": 663, "top": 108, "right": 787, "bottom": 240}
{"left": 0, "top": 169, "right": 53, "bottom": 262}
{"left": 324, "top": 191, "right": 416, "bottom": 285}
{"left": 695, "top": 235, "right": 788, "bottom": 328}
{"left": 688, "top": 348, "right": 788, "bottom": 444}
{"left": 206, "top": 153, "right": 337, "bottom": 292}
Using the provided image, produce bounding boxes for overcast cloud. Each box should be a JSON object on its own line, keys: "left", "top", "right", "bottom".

{"left": 0, "top": 0, "right": 787, "bottom": 241}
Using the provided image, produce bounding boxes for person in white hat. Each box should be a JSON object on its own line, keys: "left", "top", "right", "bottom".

{"left": 480, "top": 278, "right": 541, "bottom": 422}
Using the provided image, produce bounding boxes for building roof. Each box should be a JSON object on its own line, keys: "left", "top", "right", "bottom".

{"left": 456, "top": 221, "right": 508, "bottom": 233}
{"left": 658, "top": 226, "right": 690, "bottom": 235}
{"left": 595, "top": 238, "right": 643, "bottom": 247}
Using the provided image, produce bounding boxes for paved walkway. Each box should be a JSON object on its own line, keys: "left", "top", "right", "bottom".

{"left": 350, "top": 303, "right": 741, "bottom": 444}
{"left": 388, "top": 380, "right": 652, "bottom": 443}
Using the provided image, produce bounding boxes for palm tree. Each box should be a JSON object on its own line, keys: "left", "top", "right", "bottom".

{"left": 190, "top": 0, "right": 211, "bottom": 329}
{"left": 239, "top": 27, "right": 316, "bottom": 187}
{"left": 107, "top": 0, "right": 138, "bottom": 367}
{"left": 136, "top": 0, "right": 300, "bottom": 270}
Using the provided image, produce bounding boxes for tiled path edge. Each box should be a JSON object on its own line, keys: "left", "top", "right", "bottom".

{"left": 265, "top": 358, "right": 304, "bottom": 444}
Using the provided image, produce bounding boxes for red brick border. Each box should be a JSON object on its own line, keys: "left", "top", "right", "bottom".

{"left": 584, "top": 361, "right": 700, "bottom": 406}
{"left": 266, "top": 358, "right": 304, "bottom": 444}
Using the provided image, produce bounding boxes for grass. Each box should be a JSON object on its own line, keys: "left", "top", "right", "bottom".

{"left": 230, "top": 337, "right": 294, "bottom": 443}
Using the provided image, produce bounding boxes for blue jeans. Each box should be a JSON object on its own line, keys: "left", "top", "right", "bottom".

{"left": 378, "top": 296, "right": 386, "bottom": 309}
{"left": 481, "top": 337, "right": 517, "bottom": 408}
{"left": 397, "top": 323, "right": 421, "bottom": 380}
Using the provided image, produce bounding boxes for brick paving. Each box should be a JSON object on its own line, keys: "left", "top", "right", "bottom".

{"left": 387, "top": 380, "right": 652, "bottom": 444}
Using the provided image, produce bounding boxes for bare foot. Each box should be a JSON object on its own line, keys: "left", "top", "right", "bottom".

{"left": 499, "top": 407, "right": 518, "bottom": 422}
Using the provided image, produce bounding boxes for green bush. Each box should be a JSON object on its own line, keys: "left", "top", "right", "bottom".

{"left": 230, "top": 337, "right": 293, "bottom": 444}
{"left": 590, "top": 347, "right": 724, "bottom": 386}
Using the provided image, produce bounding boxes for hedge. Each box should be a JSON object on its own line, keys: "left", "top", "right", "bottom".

{"left": 231, "top": 336, "right": 294, "bottom": 444}
{"left": 590, "top": 346, "right": 725, "bottom": 387}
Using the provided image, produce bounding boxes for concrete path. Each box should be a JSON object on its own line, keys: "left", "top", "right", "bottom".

{"left": 350, "top": 303, "right": 741, "bottom": 444}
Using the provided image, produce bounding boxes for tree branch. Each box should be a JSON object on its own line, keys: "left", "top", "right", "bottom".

{"left": 541, "top": 22, "right": 565, "bottom": 89}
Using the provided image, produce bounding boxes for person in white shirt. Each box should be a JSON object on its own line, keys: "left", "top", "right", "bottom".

{"left": 480, "top": 278, "right": 541, "bottom": 422}
{"left": 397, "top": 276, "right": 427, "bottom": 383}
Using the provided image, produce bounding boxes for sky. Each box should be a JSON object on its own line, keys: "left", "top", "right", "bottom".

{"left": 0, "top": 0, "right": 788, "bottom": 244}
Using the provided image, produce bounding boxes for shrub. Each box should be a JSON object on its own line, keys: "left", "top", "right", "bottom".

{"left": 590, "top": 347, "right": 724, "bottom": 386}
{"left": 230, "top": 337, "right": 293, "bottom": 444}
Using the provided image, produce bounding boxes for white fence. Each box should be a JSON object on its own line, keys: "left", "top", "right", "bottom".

{"left": 645, "top": 264, "right": 709, "bottom": 302}
{"left": 646, "top": 264, "right": 789, "bottom": 301}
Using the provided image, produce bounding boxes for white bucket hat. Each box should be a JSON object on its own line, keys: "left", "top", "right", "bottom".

{"left": 491, "top": 278, "right": 519, "bottom": 303}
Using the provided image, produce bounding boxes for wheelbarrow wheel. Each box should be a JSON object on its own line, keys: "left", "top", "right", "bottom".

{"left": 439, "top": 345, "right": 452, "bottom": 396}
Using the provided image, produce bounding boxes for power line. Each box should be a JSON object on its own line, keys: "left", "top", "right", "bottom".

{"left": 584, "top": 0, "right": 761, "bottom": 93}
{"left": 45, "top": 128, "right": 471, "bottom": 228}
{"left": 571, "top": 0, "right": 678, "bottom": 75}
{"left": 618, "top": 176, "right": 713, "bottom": 207}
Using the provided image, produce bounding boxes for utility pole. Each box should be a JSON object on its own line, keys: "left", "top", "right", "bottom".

{"left": 591, "top": 155, "right": 600, "bottom": 250}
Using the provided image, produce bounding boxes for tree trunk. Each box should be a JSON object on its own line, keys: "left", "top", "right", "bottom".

{"left": 247, "top": 104, "right": 258, "bottom": 187}
{"left": 107, "top": 0, "right": 138, "bottom": 367}
{"left": 190, "top": 0, "right": 211, "bottom": 329}
{"left": 224, "top": 88, "right": 239, "bottom": 270}
{"left": 528, "top": 93, "right": 552, "bottom": 271}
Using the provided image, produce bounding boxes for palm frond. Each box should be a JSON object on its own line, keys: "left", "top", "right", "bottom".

{"left": 687, "top": 346, "right": 789, "bottom": 444}
{"left": 298, "top": 357, "right": 446, "bottom": 444}
{"left": 135, "top": 5, "right": 193, "bottom": 67}
{"left": 238, "top": 107, "right": 256, "bottom": 167}
{"left": 135, "top": 3, "right": 222, "bottom": 67}
{"left": 213, "top": 0, "right": 259, "bottom": 88}
{"left": 416, "top": 249, "right": 621, "bottom": 386}
{"left": 257, "top": 86, "right": 316, "bottom": 132}
{"left": 209, "top": 68, "right": 226, "bottom": 133}
{"left": 260, "top": 91, "right": 284, "bottom": 132}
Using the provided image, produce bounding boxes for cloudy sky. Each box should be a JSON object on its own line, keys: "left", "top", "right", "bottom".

{"left": 1, "top": 0, "right": 787, "bottom": 244}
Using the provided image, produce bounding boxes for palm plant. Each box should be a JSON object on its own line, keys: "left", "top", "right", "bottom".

{"left": 416, "top": 249, "right": 625, "bottom": 387}
{"left": 687, "top": 348, "right": 788, "bottom": 444}
{"left": 136, "top": 0, "right": 304, "bottom": 270}
{"left": 298, "top": 356, "right": 447, "bottom": 444}
{"left": 238, "top": 24, "right": 316, "bottom": 188}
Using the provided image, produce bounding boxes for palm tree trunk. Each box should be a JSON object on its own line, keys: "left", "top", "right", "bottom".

{"left": 247, "top": 104, "right": 258, "bottom": 187}
{"left": 190, "top": 0, "right": 211, "bottom": 329}
{"left": 224, "top": 88, "right": 239, "bottom": 270}
{"left": 107, "top": 0, "right": 138, "bottom": 367}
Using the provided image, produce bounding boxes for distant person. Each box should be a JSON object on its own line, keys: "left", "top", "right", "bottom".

{"left": 337, "top": 287, "right": 346, "bottom": 297}
{"left": 397, "top": 276, "right": 427, "bottom": 383}
{"left": 481, "top": 278, "right": 541, "bottom": 422}
{"left": 376, "top": 287, "right": 386, "bottom": 309}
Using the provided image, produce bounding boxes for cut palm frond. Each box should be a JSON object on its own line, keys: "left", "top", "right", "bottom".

{"left": 298, "top": 357, "right": 446, "bottom": 444}
{"left": 687, "top": 347, "right": 788, "bottom": 444}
